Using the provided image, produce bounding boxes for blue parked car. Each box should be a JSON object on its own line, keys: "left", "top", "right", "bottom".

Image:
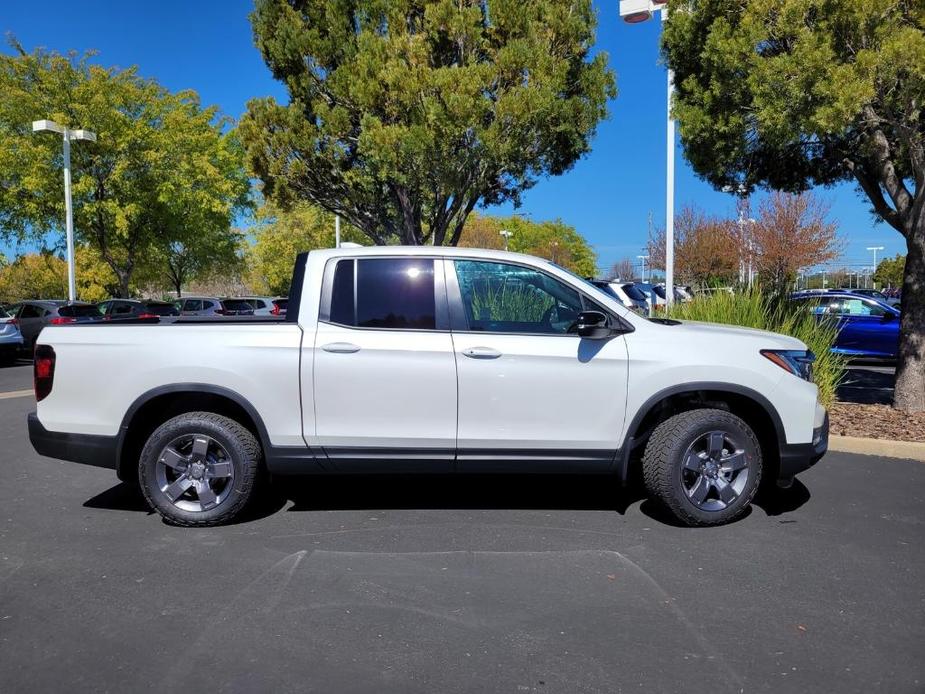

{"left": 791, "top": 290, "right": 900, "bottom": 359}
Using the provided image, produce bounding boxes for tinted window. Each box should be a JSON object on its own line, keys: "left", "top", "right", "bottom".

{"left": 110, "top": 303, "right": 136, "bottom": 316}
{"left": 58, "top": 305, "right": 102, "bottom": 318}
{"left": 145, "top": 302, "right": 179, "bottom": 316}
{"left": 221, "top": 299, "right": 253, "bottom": 312}
{"left": 328, "top": 258, "right": 436, "bottom": 330}
{"left": 329, "top": 260, "right": 355, "bottom": 325}
{"left": 183, "top": 300, "right": 203, "bottom": 312}
{"left": 357, "top": 259, "right": 435, "bottom": 329}
{"left": 621, "top": 284, "right": 647, "bottom": 301}
{"left": 20, "top": 304, "right": 43, "bottom": 319}
{"left": 454, "top": 260, "right": 582, "bottom": 334}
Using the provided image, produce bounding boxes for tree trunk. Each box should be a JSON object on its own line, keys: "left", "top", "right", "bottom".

{"left": 115, "top": 270, "right": 131, "bottom": 299}
{"left": 893, "top": 215, "right": 925, "bottom": 412}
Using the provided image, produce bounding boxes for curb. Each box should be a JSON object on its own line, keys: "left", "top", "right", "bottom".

{"left": 830, "top": 435, "right": 925, "bottom": 462}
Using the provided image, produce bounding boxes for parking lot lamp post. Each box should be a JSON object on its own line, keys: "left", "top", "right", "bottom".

{"left": 866, "top": 246, "right": 884, "bottom": 288}
{"left": 637, "top": 254, "right": 649, "bottom": 282}
{"left": 335, "top": 214, "right": 341, "bottom": 248}
{"left": 499, "top": 229, "right": 513, "bottom": 251}
{"left": 619, "top": 0, "right": 674, "bottom": 306}
{"left": 31, "top": 120, "right": 96, "bottom": 302}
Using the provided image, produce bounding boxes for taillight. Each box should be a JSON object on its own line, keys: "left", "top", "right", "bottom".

{"left": 34, "top": 345, "right": 56, "bottom": 401}
{"left": 270, "top": 304, "right": 280, "bottom": 315}
{"left": 49, "top": 316, "right": 75, "bottom": 325}
{"left": 8, "top": 318, "right": 18, "bottom": 326}
{"left": 137, "top": 313, "right": 158, "bottom": 320}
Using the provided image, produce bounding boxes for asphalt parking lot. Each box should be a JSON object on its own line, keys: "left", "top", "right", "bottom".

{"left": 1, "top": 361, "right": 923, "bottom": 693}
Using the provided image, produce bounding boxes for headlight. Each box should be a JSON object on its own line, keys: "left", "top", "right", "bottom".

{"left": 761, "top": 349, "right": 815, "bottom": 381}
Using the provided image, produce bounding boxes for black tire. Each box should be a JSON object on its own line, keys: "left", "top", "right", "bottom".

{"left": 139, "top": 412, "right": 262, "bottom": 527}
{"left": 642, "top": 408, "right": 762, "bottom": 527}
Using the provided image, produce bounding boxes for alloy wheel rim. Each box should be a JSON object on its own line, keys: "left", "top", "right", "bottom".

{"left": 679, "top": 430, "right": 749, "bottom": 512}
{"left": 155, "top": 434, "right": 235, "bottom": 513}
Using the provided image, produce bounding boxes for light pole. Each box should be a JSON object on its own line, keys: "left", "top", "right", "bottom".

{"left": 637, "top": 254, "right": 649, "bottom": 282}
{"left": 499, "top": 229, "right": 513, "bottom": 251}
{"left": 32, "top": 120, "right": 96, "bottom": 302}
{"left": 866, "top": 246, "right": 884, "bottom": 288}
{"left": 619, "top": 0, "right": 674, "bottom": 306}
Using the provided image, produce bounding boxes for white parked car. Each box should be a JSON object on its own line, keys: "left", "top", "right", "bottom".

{"left": 591, "top": 280, "right": 648, "bottom": 314}
{"left": 29, "top": 247, "right": 827, "bottom": 528}
{"left": 239, "top": 296, "right": 285, "bottom": 316}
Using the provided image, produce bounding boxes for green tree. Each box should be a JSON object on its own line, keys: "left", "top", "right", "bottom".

{"left": 458, "top": 212, "right": 597, "bottom": 276}
{"left": 663, "top": 0, "right": 925, "bottom": 411}
{"left": 240, "top": 0, "right": 615, "bottom": 247}
{"left": 0, "top": 40, "right": 251, "bottom": 298}
{"left": 248, "top": 202, "right": 365, "bottom": 295}
{"left": 873, "top": 254, "right": 906, "bottom": 290}
{"left": 0, "top": 247, "right": 117, "bottom": 303}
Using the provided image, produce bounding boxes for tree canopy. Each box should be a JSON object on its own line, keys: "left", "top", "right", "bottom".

{"left": 0, "top": 40, "right": 251, "bottom": 298}
{"left": 248, "top": 202, "right": 366, "bottom": 296}
{"left": 240, "top": 0, "right": 615, "bottom": 247}
{"left": 662, "top": 0, "right": 925, "bottom": 411}
{"left": 873, "top": 254, "right": 906, "bottom": 290}
{"left": 458, "top": 212, "right": 597, "bottom": 276}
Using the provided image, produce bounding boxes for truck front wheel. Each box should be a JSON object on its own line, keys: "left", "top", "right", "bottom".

{"left": 139, "top": 412, "right": 261, "bottom": 527}
{"left": 642, "top": 408, "right": 762, "bottom": 527}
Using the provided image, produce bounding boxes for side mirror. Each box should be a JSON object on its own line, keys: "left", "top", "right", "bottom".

{"left": 577, "top": 311, "right": 611, "bottom": 339}
{"left": 882, "top": 311, "right": 897, "bottom": 322}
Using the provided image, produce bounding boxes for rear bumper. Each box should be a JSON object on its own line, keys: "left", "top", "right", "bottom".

{"left": 777, "top": 413, "right": 829, "bottom": 486}
{"left": 28, "top": 412, "right": 118, "bottom": 470}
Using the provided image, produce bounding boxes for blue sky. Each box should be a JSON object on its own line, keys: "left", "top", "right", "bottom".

{"left": 1, "top": 0, "right": 907, "bottom": 275}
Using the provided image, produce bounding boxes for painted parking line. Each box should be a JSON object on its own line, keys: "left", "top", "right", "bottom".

{"left": 0, "top": 389, "right": 33, "bottom": 400}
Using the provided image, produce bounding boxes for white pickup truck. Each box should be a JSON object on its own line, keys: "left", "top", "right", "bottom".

{"left": 28, "top": 247, "right": 828, "bottom": 527}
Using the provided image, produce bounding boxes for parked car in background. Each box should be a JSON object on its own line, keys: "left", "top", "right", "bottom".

{"left": 270, "top": 298, "right": 288, "bottom": 317}
{"left": 7, "top": 301, "right": 103, "bottom": 350}
{"left": 792, "top": 290, "right": 900, "bottom": 359}
{"left": 98, "top": 299, "right": 180, "bottom": 320}
{"left": 633, "top": 282, "right": 665, "bottom": 312}
{"left": 239, "top": 296, "right": 282, "bottom": 316}
{"left": 175, "top": 297, "right": 254, "bottom": 317}
{"left": 0, "top": 307, "right": 24, "bottom": 363}
{"left": 838, "top": 287, "right": 901, "bottom": 308}
{"left": 591, "top": 280, "right": 647, "bottom": 314}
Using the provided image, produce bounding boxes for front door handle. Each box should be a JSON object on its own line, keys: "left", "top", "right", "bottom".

{"left": 462, "top": 346, "right": 502, "bottom": 359}
{"left": 321, "top": 342, "right": 361, "bottom": 354}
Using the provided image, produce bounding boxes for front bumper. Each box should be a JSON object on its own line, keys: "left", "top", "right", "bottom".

{"left": 777, "top": 412, "right": 829, "bottom": 486}
{"left": 28, "top": 412, "right": 118, "bottom": 470}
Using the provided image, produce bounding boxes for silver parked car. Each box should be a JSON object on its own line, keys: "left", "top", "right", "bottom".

{"left": 176, "top": 297, "right": 254, "bottom": 317}
{"left": 0, "top": 307, "right": 24, "bottom": 363}
{"left": 7, "top": 300, "right": 103, "bottom": 350}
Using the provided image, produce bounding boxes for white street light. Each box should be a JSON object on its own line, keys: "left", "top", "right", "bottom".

{"left": 32, "top": 119, "right": 97, "bottom": 302}
{"left": 637, "top": 254, "right": 649, "bottom": 282}
{"left": 866, "top": 246, "right": 884, "bottom": 288}
{"left": 335, "top": 214, "right": 341, "bottom": 248}
{"left": 499, "top": 229, "right": 513, "bottom": 251}
{"left": 620, "top": 0, "right": 674, "bottom": 307}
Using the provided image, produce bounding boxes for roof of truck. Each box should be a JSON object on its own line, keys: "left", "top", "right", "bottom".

{"left": 307, "top": 246, "right": 554, "bottom": 264}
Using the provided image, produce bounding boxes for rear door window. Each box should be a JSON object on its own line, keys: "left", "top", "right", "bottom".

{"left": 327, "top": 258, "right": 437, "bottom": 330}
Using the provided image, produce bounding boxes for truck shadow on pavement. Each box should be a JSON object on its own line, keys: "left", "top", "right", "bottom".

{"left": 84, "top": 474, "right": 812, "bottom": 527}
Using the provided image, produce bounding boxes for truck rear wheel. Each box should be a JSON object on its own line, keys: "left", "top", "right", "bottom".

{"left": 139, "top": 412, "right": 261, "bottom": 527}
{"left": 642, "top": 408, "right": 762, "bottom": 527}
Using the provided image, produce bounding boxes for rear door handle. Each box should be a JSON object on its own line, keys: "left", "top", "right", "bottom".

{"left": 321, "top": 342, "right": 361, "bottom": 354}
{"left": 462, "top": 346, "right": 502, "bottom": 359}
